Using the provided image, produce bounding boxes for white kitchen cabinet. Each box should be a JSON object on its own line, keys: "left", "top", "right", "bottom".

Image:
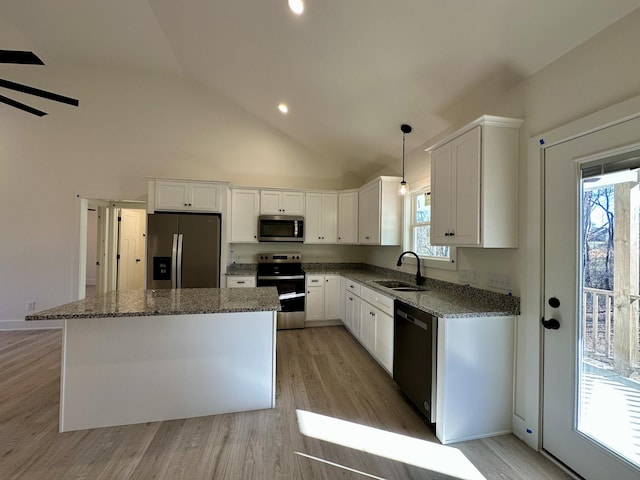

{"left": 358, "top": 176, "right": 402, "bottom": 245}
{"left": 339, "top": 276, "right": 346, "bottom": 322}
{"left": 359, "top": 305, "right": 377, "bottom": 354}
{"left": 359, "top": 285, "right": 394, "bottom": 374}
{"left": 435, "top": 314, "right": 515, "bottom": 444}
{"left": 154, "top": 180, "right": 223, "bottom": 212}
{"left": 374, "top": 309, "right": 394, "bottom": 373}
{"left": 428, "top": 115, "right": 523, "bottom": 248}
{"left": 260, "top": 190, "right": 304, "bottom": 215}
{"left": 324, "top": 275, "right": 341, "bottom": 319}
{"left": 230, "top": 188, "right": 260, "bottom": 242}
{"left": 226, "top": 275, "right": 256, "bottom": 288}
{"left": 337, "top": 191, "right": 358, "bottom": 244}
{"left": 305, "top": 274, "right": 341, "bottom": 324}
{"left": 305, "top": 192, "right": 338, "bottom": 243}
{"left": 305, "top": 275, "right": 325, "bottom": 322}
{"left": 344, "top": 289, "right": 361, "bottom": 337}
{"left": 343, "top": 281, "right": 395, "bottom": 375}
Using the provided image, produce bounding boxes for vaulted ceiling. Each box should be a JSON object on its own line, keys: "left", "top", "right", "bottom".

{"left": 1, "top": 1, "right": 639, "bottom": 179}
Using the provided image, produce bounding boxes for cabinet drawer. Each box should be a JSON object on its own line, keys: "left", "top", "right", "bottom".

{"left": 360, "top": 285, "right": 394, "bottom": 317}
{"left": 344, "top": 280, "right": 361, "bottom": 296}
{"left": 227, "top": 276, "right": 256, "bottom": 288}
{"left": 306, "top": 274, "right": 324, "bottom": 287}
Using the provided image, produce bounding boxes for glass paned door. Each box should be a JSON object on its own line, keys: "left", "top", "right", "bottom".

{"left": 578, "top": 169, "right": 640, "bottom": 467}
{"left": 542, "top": 115, "right": 640, "bottom": 480}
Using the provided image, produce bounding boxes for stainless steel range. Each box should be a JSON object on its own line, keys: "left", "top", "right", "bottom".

{"left": 257, "top": 252, "right": 305, "bottom": 330}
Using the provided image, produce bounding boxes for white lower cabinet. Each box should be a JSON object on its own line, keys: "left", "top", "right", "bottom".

{"left": 344, "top": 281, "right": 394, "bottom": 375}
{"left": 374, "top": 308, "right": 394, "bottom": 373}
{"left": 436, "top": 315, "right": 515, "bottom": 444}
{"left": 306, "top": 274, "right": 341, "bottom": 324}
{"left": 359, "top": 305, "right": 377, "bottom": 354}
{"left": 344, "top": 292, "right": 361, "bottom": 336}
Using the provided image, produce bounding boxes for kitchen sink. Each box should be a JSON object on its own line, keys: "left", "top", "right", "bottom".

{"left": 372, "top": 280, "right": 426, "bottom": 292}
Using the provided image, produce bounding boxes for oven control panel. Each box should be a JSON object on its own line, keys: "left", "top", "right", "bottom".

{"left": 258, "top": 253, "right": 302, "bottom": 263}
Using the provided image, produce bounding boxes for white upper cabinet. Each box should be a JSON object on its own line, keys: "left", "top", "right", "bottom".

{"left": 428, "top": 115, "right": 523, "bottom": 248}
{"left": 260, "top": 190, "right": 304, "bottom": 215}
{"left": 153, "top": 180, "right": 224, "bottom": 212}
{"left": 358, "top": 177, "right": 402, "bottom": 245}
{"left": 305, "top": 192, "right": 338, "bottom": 243}
{"left": 230, "top": 188, "right": 260, "bottom": 242}
{"left": 337, "top": 191, "right": 358, "bottom": 244}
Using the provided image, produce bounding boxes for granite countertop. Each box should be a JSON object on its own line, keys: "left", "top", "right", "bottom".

{"left": 304, "top": 265, "right": 520, "bottom": 318}
{"left": 25, "top": 288, "right": 281, "bottom": 321}
{"left": 225, "top": 264, "right": 258, "bottom": 275}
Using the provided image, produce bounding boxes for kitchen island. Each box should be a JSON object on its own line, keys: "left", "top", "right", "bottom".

{"left": 26, "top": 288, "right": 281, "bottom": 432}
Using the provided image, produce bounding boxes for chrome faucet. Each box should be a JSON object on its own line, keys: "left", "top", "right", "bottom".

{"left": 396, "top": 251, "right": 426, "bottom": 285}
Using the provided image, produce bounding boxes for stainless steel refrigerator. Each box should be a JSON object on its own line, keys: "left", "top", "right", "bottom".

{"left": 146, "top": 212, "right": 221, "bottom": 289}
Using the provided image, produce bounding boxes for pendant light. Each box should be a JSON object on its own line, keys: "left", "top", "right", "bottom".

{"left": 399, "top": 124, "right": 412, "bottom": 195}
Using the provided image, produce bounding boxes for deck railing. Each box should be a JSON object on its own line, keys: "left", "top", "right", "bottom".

{"left": 583, "top": 287, "right": 640, "bottom": 367}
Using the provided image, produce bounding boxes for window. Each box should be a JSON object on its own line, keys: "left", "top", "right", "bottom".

{"left": 406, "top": 188, "right": 456, "bottom": 269}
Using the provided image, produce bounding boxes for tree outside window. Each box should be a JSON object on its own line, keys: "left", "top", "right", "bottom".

{"left": 411, "top": 190, "right": 450, "bottom": 260}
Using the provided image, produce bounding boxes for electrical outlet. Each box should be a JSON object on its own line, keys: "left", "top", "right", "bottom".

{"left": 488, "top": 273, "right": 512, "bottom": 291}
{"left": 458, "top": 268, "right": 470, "bottom": 283}
{"left": 26, "top": 301, "right": 36, "bottom": 312}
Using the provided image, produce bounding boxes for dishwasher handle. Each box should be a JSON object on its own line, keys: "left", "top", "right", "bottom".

{"left": 396, "top": 309, "right": 430, "bottom": 332}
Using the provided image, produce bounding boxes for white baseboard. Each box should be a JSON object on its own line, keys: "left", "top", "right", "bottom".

{"left": 0, "top": 319, "right": 63, "bottom": 330}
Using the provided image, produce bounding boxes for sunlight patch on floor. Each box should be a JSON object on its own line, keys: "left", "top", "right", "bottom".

{"left": 296, "top": 409, "right": 486, "bottom": 480}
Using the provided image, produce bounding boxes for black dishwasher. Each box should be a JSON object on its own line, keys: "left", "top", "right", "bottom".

{"left": 393, "top": 301, "right": 437, "bottom": 424}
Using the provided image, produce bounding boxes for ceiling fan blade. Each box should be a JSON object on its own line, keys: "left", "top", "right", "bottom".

{"left": 0, "top": 78, "right": 78, "bottom": 106}
{"left": 0, "top": 93, "right": 47, "bottom": 116}
{"left": 0, "top": 50, "right": 44, "bottom": 65}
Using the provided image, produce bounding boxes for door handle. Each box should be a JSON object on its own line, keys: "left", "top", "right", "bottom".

{"left": 176, "top": 234, "right": 184, "bottom": 289}
{"left": 541, "top": 317, "right": 560, "bottom": 330}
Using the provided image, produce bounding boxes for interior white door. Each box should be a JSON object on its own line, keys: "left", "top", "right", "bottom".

{"left": 118, "top": 209, "right": 144, "bottom": 290}
{"left": 543, "top": 115, "right": 640, "bottom": 479}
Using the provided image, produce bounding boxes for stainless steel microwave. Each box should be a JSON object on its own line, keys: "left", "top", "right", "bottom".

{"left": 258, "top": 215, "right": 304, "bottom": 242}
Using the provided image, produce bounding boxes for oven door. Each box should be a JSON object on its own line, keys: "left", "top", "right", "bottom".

{"left": 257, "top": 274, "right": 305, "bottom": 329}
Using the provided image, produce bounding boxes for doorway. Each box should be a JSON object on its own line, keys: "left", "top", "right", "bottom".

{"left": 542, "top": 115, "right": 640, "bottom": 479}
{"left": 82, "top": 200, "right": 147, "bottom": 297}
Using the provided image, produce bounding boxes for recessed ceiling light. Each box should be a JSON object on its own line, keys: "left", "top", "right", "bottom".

{"left": 288, "top": 0, "right": 304, "bottom": 15}
{"left": 278, "top": 103, "right": 289, "bottom": 114}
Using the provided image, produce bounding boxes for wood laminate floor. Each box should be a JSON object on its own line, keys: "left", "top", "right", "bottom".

{"left": 0, "top": 326, "right": 572, "bottom": 480}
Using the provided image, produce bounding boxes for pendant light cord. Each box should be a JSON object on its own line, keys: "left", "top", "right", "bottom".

{"left": 402, "top": 131, "right": 406, "bottom": 182}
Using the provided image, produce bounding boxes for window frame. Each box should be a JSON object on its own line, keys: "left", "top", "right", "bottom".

{"left": 403, "top": 185, "right": 457, "bottom": 271}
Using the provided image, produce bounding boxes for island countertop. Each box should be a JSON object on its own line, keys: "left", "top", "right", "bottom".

{"left": 25, "top": 287, "right": 282, "bottom": 320}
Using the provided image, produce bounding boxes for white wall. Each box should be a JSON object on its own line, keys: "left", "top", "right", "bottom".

{"left": 229, "top": 243, "right": 365, "bottom": 266}
{"left": 0, "top": 64, "right": 358, "bottom": 324}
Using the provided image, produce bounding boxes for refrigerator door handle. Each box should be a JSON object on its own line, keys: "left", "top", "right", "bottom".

{"left": 177, "top": 233, "right": 184, "bottom": 289}
{"left": 171, "top": 233, "right": 178, "bottom": 289}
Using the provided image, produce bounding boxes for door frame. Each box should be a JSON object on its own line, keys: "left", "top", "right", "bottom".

{"left": 75, "top": 198, "right": 146, "bottom": 299}
{"left": 523, "top": 93, "right": 640, "bottom": 454}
